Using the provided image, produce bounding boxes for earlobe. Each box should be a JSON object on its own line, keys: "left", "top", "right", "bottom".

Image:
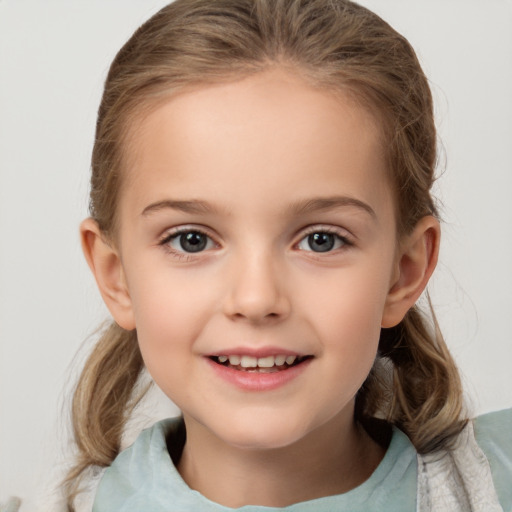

{"left": 381, "top": 216, "right": 440, "bottom": 328}
{"left": 80, "top": 218, "right": 136, "bottom": 330}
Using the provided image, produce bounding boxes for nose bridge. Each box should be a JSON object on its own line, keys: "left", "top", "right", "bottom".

{"left": 224, "top": 242, "right": 290, "bottom": 322}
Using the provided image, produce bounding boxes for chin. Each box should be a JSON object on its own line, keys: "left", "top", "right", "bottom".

{"left": 213, "top": 415, "right": 314, "bottom": 452}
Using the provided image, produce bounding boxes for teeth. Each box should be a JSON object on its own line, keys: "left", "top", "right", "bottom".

{"left": 217, "top": 354, "right": 302, "bottom": 368}
{"left": 285, "top": 355, "right": 297, "bottom": 365}
{"left": 240, "top": 356, "right": 257, "bottom": 368}
{"left": 228, "top": 355, "right": 241, "bottom": 365}
{"left": 257, "top": 356, "right": 275, "bottom": 368}
{"left": 274, "top": 355, "right": 286, "bottom": 366}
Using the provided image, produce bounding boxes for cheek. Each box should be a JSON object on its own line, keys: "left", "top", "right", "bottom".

{"left": 298, "top": 261, "right": 391, "bottom": 369}
{"left": 128, "top": 271, "right": 214, "bottom": 370}
{"left": 299, "top": 259, "right": 392, "bottom": 326}
{"left": 130, "top": 279, "right": 208, "bottom": 405}
{"left": 130, "top": 265, "right": 214, "bottom": 328}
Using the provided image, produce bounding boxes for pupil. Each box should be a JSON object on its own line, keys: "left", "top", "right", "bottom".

{"left": 308, "top": 233, "right": 335, "bottom": 252}
{"left": 180, "top": 232, "right": 207, "bottom": 252}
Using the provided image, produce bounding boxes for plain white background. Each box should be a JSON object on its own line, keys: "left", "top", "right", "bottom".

{"left": 1, "top": 0, "right": 511, "bottom": 507}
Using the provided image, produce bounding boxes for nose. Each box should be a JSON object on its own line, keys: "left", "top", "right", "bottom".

{"left": 222, "top": 249, "right": 291, "bottom": 323}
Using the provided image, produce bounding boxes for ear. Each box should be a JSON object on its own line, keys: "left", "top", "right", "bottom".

{"left": 381, "top": 216, "right": 440, "bottom": 328}
{"left": 80, "top": 218, "right": 136, "bottom": 330}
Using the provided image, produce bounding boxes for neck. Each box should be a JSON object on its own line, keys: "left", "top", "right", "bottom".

{"left": 177, "top": 411, "right": 385, "bottom": 508}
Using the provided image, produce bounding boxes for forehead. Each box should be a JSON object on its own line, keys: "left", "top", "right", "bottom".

{"left": 120, "top": 68, "right": 392, "bottom": 221}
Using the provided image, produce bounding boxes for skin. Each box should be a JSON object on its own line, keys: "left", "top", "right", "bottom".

{"left": 81, "top": 68, "right": 440, "bottom": 507}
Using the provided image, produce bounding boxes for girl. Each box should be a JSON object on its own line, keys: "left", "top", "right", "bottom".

{"left": 3, "top": 0, "right": 511, "bottom": 510}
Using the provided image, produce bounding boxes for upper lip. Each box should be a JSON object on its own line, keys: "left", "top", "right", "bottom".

{"left": 205, "top": 346, "right": 309, "bottom": 358}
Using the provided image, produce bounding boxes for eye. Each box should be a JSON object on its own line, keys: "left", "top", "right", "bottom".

{"left": 163, "top": 230, "right": 216, "bottom": 253}
{"left": 297, "top": 231, "right": 349, "bottom": 253}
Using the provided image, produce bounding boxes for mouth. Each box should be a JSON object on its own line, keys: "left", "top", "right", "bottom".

{"left": 209, "top": 354, "right": 312, "bottom": 373}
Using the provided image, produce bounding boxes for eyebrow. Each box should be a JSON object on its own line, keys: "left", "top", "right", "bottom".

{"left": 289, "top": 196, "right": 376, "bottom": 219}
{"left": 141, "top": 195, "right": 376, "bottom": 219}
{"left": 141, "top": 199, "right": 219, "bottom": 216}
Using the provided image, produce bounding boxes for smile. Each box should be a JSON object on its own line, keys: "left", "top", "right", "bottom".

{"left": 209, "top": 354, "right": 311, "bottom": 373}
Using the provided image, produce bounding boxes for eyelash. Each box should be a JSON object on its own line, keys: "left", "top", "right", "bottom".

{"left": 158, "top": 225, "right": 353, "bottom": 260}
{"left": 158, "top": 227, "right": 217, "bottom": 261}
{"left": 295, "top": 226, "right": 353, "bottom": 254}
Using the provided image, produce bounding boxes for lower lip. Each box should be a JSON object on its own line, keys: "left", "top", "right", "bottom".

{"left": 206, "top": 358, "right": 312, "bottom": 391}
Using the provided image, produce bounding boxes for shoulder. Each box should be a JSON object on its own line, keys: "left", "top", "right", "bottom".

{"left": 473, "top": 408, "right": 512, "bottom": 509}
{"left": 416, "top": 411, "right": 511, "bottom": 512}
{"left": 474, "top": 407, "right": 512, "bottom": 448}
{"left": 0, "top": 498, "right": 21, "bottom": 512}
{"left": 92, "top": 417, "right": 184, "bottom": 512}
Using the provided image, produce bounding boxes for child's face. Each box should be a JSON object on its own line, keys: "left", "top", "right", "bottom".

{"left": 115, "top": 69, "right": 400, "bottom": 450}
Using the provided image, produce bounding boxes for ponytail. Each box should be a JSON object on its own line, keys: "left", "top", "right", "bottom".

{"left": 64, "top": 322, "right": 145, "bottom": 510}
{"left": 356, "top": 300, "right": 466, "bottom": 454}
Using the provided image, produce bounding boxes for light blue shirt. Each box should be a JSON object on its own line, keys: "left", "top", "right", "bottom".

{"left": 93, "top": 409, "right": 512, "bottom": 511}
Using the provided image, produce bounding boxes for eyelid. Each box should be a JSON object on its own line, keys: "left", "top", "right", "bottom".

{"left": 158, "top": 224, "right": 217, "bottom": 243}
{"left": 296, "top": 224, "right": 353, "bottom": 241}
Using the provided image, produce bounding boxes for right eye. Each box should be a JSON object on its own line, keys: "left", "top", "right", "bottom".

{"left": 163, "top": 230, "right": 216, "bottom": 253}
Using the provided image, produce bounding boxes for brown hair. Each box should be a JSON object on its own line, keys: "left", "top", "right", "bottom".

{"left": 66, "top": 0, "right": 465, "bottom": 507}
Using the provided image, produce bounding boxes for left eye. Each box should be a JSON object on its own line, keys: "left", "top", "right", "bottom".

{"left": 297, "top": 232, "right": 346, "bottom": 253}
{"left": 166, "top": 230, "right": 215, "bottom": 253}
